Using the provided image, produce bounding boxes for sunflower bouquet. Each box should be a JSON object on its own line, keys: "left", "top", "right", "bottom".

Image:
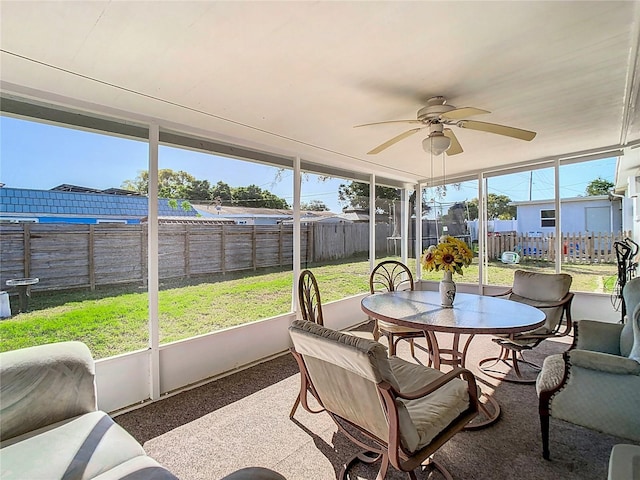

{"left": 421, "top": 235, "right": 474, "bottom": 275}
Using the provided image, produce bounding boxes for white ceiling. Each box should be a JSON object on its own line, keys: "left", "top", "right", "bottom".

{"left": 1, "top": 1, "right": 639, "bottom": 187}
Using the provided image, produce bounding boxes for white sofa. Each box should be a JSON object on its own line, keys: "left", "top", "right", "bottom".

{"left": 0, "top": 341, "right": 177, "bottom": 480}
{"left": 0, "top": 341, "right": 288, "bottom": 480}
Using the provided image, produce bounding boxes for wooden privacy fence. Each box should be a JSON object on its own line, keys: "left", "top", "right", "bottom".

{"left": 486, "top": 231, "right": 631, "bottom": 263}
{"left": 0, "top": 222, "right": 392, "bottom": 292}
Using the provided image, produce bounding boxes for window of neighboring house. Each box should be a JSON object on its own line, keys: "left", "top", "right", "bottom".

{"left": 96, "top": 219, "right": 127, "bottom": 224}
{"left": 541, "top": 209, "right": 556, "bottom": 227}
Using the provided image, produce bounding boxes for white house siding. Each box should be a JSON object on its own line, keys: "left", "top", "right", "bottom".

{"left": 514, "top": 196, "right": 622, "bottom": 235}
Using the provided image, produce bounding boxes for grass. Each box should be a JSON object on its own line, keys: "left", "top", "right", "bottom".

{"left": 0, "top": 257, "right": 618, "bottom": 359}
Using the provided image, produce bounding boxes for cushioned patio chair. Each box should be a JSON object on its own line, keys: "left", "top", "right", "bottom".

{"left": 291, "top": 269, "right": 375, "bottom": 418}
{"left": 288, "top": 320, "right": 479, "bottom": 479}
{"left": 370, "top": 260, "right": 430, "bottom": 360}
{"left": 536, "top": 277, "right": 640, "bottom": 460}
{"left": 289, "top": 269, "right": 327, "bottom": 419}
{"left": 298, "top": 269, "right": 324, "bottom": 325}
{"left": 479, "top": 270, "right": 574, "bottom": 383}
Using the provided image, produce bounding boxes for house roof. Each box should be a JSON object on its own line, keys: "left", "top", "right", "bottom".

{"left": 51, "top": 184, "right": 142, "bottom": 196}
{"left": 0, "top": 187, "right": 198, "bottom": 218}
{"left": 142, "top": 216, "right": 235, "bottom": 225}
{"left": 510, "top": 195, "right": 613, "bottom": 206}
{"left": 194, "top": 204, "right": 338, "bottom": 219}
{"left": 1, "top": 2, "right": 638, "bottom": 189}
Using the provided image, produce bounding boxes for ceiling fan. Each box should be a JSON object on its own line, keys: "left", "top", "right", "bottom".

{"left": 355, "top": 96, "right": 536, "bottom": 156}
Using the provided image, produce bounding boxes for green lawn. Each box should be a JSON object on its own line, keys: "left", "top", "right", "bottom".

{"left": 0, "top": 257, "right": 617, "bottom": 359}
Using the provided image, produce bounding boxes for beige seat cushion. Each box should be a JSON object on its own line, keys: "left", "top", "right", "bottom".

{"left": 510, "top": 270, "right": 572, "bottom": 332}
{"left": 378, "top": 319, "right": 423, "bottom": 334}
{"left": 390, "top": 357, "right": 470, "bottom": 452}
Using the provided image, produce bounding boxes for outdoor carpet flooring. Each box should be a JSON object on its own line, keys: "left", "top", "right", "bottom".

{"left": 115, "top": 322, "right": 639, "bottom": 480}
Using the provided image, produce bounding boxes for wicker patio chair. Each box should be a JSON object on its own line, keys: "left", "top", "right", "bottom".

{"left": 369, "top": 261, "right": 431, "bottom": 360}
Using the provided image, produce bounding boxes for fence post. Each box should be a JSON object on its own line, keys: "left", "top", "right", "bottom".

{"left": 89, "top": 225, "right": 95, "bottom": 290}
{"left": 221, "top": 225, "right": 227, "bottom": 274}
{"left": 278, "top": 223, "right": 283, "bottom": 267}
{"left": 185, "top": 224, "right": 191, "bottom": 279}
{"left": 141, "top": 225, "right": 148, "bottom": 287}
{"left": 252, "top": 225, "right": 257, "bottom": 271}
{"left": 23, "top": 224, "right": 31, "bottom": 278}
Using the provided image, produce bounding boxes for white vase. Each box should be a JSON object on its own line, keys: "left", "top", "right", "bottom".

{"left": 439, "top": 271, "right": 456, "bottom": 308}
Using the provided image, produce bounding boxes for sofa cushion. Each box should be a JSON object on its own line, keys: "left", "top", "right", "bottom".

{"left": 629, "top": 306, "right": 640, "bottom": 364}
{"left": 0, "top": 411, "right": 159, "bottom": 480}
{"left": 91, "top": 456, "right": 178, "bottom": 480}
{"left": 0, "top": 341, "right": 96, "bottom": 442}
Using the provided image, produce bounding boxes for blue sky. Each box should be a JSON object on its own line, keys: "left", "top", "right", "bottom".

{"left": 0, "top": 116, "right": 616, "bottom": 213}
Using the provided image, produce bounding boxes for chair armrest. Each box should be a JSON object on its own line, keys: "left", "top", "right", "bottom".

{"left": 574, "top": 320, "right": 624, "bottom": 354}
{"left": 567, "top": 349, "right": 640, "bottom": 375}
{"left": 487, "top": 288, "right": 512, "bottom": 298}
{"left": 394, "top": 368, "right": 478, "bottom": 401}
{"left": 0, "top": 341, "right": 97, "bottom": 442}
{"left": 528, "top": 292, "right": 574, "bottom": 311}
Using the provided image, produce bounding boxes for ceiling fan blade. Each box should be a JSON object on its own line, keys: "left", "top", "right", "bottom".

{"left": 440, "top": 107, "right": 490, "bottom": 121}
{"left": 367, "top": 127, "right": 423, "bottom": 154}
{"left": 457, "top": 120, "right": 537, "bottom": 141}
{"left": 354, "top": 120, "right": 422, "bottom": 128}
{"left": 443, "top": 128, "right": 463, "bottom": 155}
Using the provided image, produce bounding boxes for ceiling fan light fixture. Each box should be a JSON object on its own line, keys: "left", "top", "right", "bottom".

{"left": 423, "top": 134, "right": 451, "bottom": 156}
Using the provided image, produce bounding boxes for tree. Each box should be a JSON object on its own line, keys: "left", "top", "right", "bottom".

{"left": 465, "top": 200, "right": 478, "bottom": 221}
{"left": 122, "top": 172, "right": 289, "bottom": 208}
{"left": 121, "top": 169, "right": 198, "bottom": 198}
{"left": 586, "top": 177, "right": 614, "bottom": 196}
{"left": 186, "top": 179, "right": 213, "bottom": 201}
{"left": 210, "top": 181, "right": 233, "bottom": 204}
{"left": 301, "top": 200, "right": 329, "bottom": 211}
{"left": 338, "top": 182, "right": 429, "bottom": 213}
{"left": 338, "top": 182, "right": 397, "bottom": 213}
{"left": 466, "top": 194, "right": 516, "bottom": 220}
{"left": 232, "top": 184, "right": 289, "bottom": 209}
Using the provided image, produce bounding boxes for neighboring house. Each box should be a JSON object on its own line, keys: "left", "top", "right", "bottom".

{"left": 338, "top": 208, "right": 389, "bottom": 224}
{"left": 0, "top": 186, "right": 199, "bottom": 224}
{"left": 194, "top": 204, "right": 341, "bottom": 225}
{"left": 280, "top": 214, "right": 352, "bottom": 225}
{"left": 511, "top": 195, "right": 623, "bottom": 236}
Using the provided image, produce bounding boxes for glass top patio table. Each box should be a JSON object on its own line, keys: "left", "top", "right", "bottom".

{"left": 361, "top": 290, "right": 545, "bottom": 336}
{"left": 361, "top": 290, "right": 546, "bottom": 429}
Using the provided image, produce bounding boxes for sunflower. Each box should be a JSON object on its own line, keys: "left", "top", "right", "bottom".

{"left": 448, "top": 236, "right": 474, "bottom": 265}
{"left": 421, "top": 245, "right": 437, "bottom": 271}
{"left": 421, "top": 236, "right": 473, "bottom": 275}
{"left": 434, "top": 244, "right": 461, "bottom": 273}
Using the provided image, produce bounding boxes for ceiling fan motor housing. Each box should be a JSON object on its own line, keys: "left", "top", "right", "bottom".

{"left": 416, "top": 96, "right": 456, "bottom": 123}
